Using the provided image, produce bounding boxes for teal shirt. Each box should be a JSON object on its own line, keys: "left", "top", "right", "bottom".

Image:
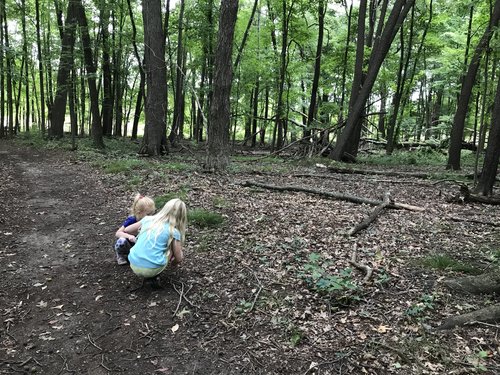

{"left": 128, "top": 216, "right": 181, "bottom": 269}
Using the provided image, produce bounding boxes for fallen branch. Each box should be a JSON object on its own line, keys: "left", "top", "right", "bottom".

{"left": 327, "top": 166, "right": 430, "bottom": 179}
{"left": 348, "top": 192, "right": 391, "bottom": 236}
{"left": 446, "top": 215, "right": 500, "bottom": 227}
{"left": 349, "top": 245, "right": 373, "bottom": 283}
{"left": 242, "top": 181, "right": 424, "bottom": 212}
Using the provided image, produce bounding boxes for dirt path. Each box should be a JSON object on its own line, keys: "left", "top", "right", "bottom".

{"left": 0, "top": 142, "right": 224, "bottom": 374}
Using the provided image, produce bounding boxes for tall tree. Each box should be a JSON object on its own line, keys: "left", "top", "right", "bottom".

{"left": 100, "top": 0, "right": 113, "bottom": 136}
{"left": 169, "top": 0, "right": 186, "bottom": 144}
{"left": 476, "top": 74, "right": 500, "bottom": 195}
{"left": 75, "top": 0, "right": 105, "bottom": 148}
{"left": 330, "top": 0, "right": 415, "bottom": 161}
{"left": 205, "top": 0, "right": 239, "bottom": 171}
{"left": 447, "top": 0, "right": 500, "bottom": 170}
{"left": 35, "top": 0, "right": 45, "bottom": 134}
{"left": 141, "top": 0, "right": 168, "bottom": 155}
{"left": 50, "top": 0, "right": 78, "bottom": 138}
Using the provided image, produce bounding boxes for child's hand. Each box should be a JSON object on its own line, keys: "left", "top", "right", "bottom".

{"left": 128, "top": 235, "right": 137, "bottom": 243}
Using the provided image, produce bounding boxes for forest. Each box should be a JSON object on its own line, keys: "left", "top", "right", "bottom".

{"left": 0, "top": 0, "right": 499, "bottom": 189}
{"left": 1, "top": 0, "right": 500, "bottom": 373}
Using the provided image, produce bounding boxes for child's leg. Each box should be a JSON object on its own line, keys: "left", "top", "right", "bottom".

{"left": 114, "top": 238, "right": 132, "bottom": 265}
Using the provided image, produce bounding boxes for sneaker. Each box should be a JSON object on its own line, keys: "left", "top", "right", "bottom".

{"left": 116, "top": 255, "right": 128, "bottom": 265}
{"left": 146, "top": 276, "right": 162, "bottom": 290}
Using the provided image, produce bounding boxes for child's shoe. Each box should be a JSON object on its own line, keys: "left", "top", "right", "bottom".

{"left": 116, "top": 254, "right": 128, "bottom": 265}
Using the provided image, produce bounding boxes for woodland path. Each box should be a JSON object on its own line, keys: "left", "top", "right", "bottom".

{"left": 1, "top": 139, "right": 500, "bottom": 374}
{"left": 0, "top": 141, "right": 225, "bottom": 374}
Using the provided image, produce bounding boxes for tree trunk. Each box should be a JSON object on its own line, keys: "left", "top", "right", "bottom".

{"left": 447, "top": 0, "right": 500, "bottom": 170}
{"left": 141, "top": 0, "right": 168, "bottom": 155}
{"left": 35, "top": 0, "right": 46, "bottom": 134}
{"left": 330, "top": 0, "right": 416, "bottom": 161}
{"left": 475, "top": 74, "right": 500, "bottom": 195}
{"left": 75, "top": 0, "right": 104, "bottom": 149}
{"left": 101, "top": 2, "right": 113, "bottom": 136}
{"left": 233, "top": 0, "right": 259, "bottom": 71}
{"left": 0, "top": 3, "right": 4, "bottom": 138}
{"left": 22, "top": 0, "right": 30, "bottom": 132}
{"left": 169, "top": 0, "right": 185, "bottom": 145}
{"left": 205, "top": 0, "right": 239, "bottom": 171}
{"left": 50, "top": 0, "right": 78, "bottom": 139}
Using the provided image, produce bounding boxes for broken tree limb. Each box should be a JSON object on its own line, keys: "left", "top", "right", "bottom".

{"left": 348, "top": 192, "right": 391, "bottom": 236}
{"left": 446, "top": 215, "right": 500, "bottom": 227}
{"left": 242, "top": 181, "right": 425, "bottom": 212}
{"left": 437, "top": 303, "right": 500, "bottom": 330}
{"left": 327, "top": 166, "right": 430, "bottom": 179}
{"left": 349, "top": 244, "right": 373, "bottom": 283}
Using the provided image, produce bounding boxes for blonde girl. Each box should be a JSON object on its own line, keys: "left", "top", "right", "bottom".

{"left": 114, "top": 193, "right": 156, "bottom": 265}
{"left": 125, "top": 199, "right": 187, "bottom": 286}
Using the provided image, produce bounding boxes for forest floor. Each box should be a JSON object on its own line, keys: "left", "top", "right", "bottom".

{"left": 1, "top": 138, "right": 500, "bottom": 375}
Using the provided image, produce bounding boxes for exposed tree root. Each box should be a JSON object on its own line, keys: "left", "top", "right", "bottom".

{"left": 439, "top": 271, "right": 500, "bottom": 330}
{"left": 437, "top": 303, "right": 500, "bottom": 330}
{"left": 242, "top": 181, "right": 424, "bottom": 212}
{"left": 443, "top": 271, "right": 500, "bottom": 295}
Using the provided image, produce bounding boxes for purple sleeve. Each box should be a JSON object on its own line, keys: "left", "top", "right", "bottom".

{"left": 122, "top": 216, "right": 137, "bottom": 228}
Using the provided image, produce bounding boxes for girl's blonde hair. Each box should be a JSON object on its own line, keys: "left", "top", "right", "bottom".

{"left": 130, "top": 193, "right": 156, "bottom": 218}
{"left": 143, "top": 198, "right": 187, "bottom": 244}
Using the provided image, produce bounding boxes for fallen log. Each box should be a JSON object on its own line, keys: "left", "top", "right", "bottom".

{"left": 437, "top": 303, "right": 500, "bottom": 330}
{"left": 446, "top": 215, "right": 500, "bottom": 227}
{"left": 242, "top": 181, "right": 425, "bottom": 212}
{"left": 348, "top": 192, "right": 391, "bottom": 236}
{"left": 327, "top": 166, "right": 430, "bottom": 179}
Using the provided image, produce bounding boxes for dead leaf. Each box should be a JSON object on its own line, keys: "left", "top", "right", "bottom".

{"left": 171, "top": 324, "right": 179, "bottom": 333}
{"left": 36, "top": 301, "right": 47, "bottom": 308}
{"left": 95, "top": 295, "right": 103, "bottom": 301}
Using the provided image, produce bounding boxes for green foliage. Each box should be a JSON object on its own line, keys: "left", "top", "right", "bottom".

{"left": 358, "top": 149, "right": 446, "bottom": 167}
{"left": 101, "top": 159, "right": 149, "bottom": 174}
{"left": 300, "top": 253, "right": 360, "bottom": 304}
{"left": 420, "top": 254, "right": 480, "bottom": 274}
{"left": 154, "top": 188, "right": 190, "bottom": 208}
{"left": 405, "top": 294, "right": 435, "bottom": 318}
{"left": 235, "top": 299, "right": 253, "bottom": 315}
{"left": 188, "top": 209, "right": 224, "bottom": 228}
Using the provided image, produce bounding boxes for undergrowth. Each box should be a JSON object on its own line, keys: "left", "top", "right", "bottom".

{"left": 420, "top": 253, "right": 481, "bottom": 274}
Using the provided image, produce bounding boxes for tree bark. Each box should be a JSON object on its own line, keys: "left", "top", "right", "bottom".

{"left": 50, "top": 0, "right": 78, "bottom": 139}
{"left": 330, "top": 0, "right": 415, "bottom": 161}
{"left": 141, "top": 0, "right": 168, "bottom": 155}
{"left": 205, "top": 0, "right": 239, "bottom": 171}
{"left": 447, "top": 0, "right": 500, "bottom": 170}
{"left": 35, "top": 0, "right": 45, "bottom": 134}
{"left": 476, "top": 74, "right": 500, "bottom": 195}
{"left": 75, "top": 0, "right": 104, "bottom": 149}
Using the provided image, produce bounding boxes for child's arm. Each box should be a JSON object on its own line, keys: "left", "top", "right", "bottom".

{"left": 170, "top": 239, "right": 183, "bottom": 266}
{"left": 118, "top": 221, "right": 142, "bottom": 243}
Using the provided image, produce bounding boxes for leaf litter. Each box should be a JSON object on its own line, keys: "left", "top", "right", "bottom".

{"left": 0, "top": 142, "right": 499, "bottom": 374}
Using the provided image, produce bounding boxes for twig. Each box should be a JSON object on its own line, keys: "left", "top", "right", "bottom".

{"left": 100, "top": 354, "right": 112, "bottom": 372}
{"left": 373, "top": 341, "right": 423, "bottom": 368}
{"left": 19, "top": 357, "right": 33, "bottom": 367}
{"left": 87, "top": 333, "right": 102, "bottom": 351}
{"left": 349, "top": 244, "right": 373, "bottom": 283}
{"left": 244, "top": 266, "right": 263, "bottom": 313}
{"left": 465, "top": 320, "right": 500, "bottom": 329}
{"left": 173, "top": 281, "right": 185, "bottom": 317}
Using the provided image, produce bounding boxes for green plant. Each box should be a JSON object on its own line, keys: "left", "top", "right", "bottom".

{"left": 101, "top": 159, "right": 149, "bottom": 174}
{"left": 420, "top": 254, "right": 480, "bottom": 274}
{"left": 154, "top": 189, "right": 189, "bottom": 208}
{"left": 405, "top": 294, "right": 435, "bottom": 317}
{"left": 188, "top": 209, "right": 224, "bottom": 227}
{"left": 300, "top": 253, "right": 359, "bottom": 303}
{"left": 235, "top": 299, "right": 253, "bottom": 314}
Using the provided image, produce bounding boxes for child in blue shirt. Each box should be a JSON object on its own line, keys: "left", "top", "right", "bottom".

{"left": 114, "top": 193, "right": 156, "bottom": 265}
{"left": 124, "top": 198, "right": 187, "bottom": 286}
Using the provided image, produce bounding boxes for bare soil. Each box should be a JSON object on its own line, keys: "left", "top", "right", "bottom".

{"left": 1, "top": 139, "right": 500, "bottom": 374}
